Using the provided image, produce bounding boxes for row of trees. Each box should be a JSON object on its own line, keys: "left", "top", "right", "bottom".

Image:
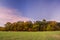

{"left": 0, "top": 19, "right": 60, "bottom": 31}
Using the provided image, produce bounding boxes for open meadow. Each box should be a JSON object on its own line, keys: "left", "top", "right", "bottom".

{"left": 0, "top": 31, "right": 60, "bottom": 40}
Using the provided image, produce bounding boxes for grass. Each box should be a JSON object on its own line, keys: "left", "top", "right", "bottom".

{"left": 0, "top": 31, "right": 60, "bottom": 40}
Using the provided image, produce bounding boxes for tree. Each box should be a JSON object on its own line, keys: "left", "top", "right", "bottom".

{"left": 24, "top": 21, "right": 33, "bottom": 31}
{"left": 12, "top": 22, "right": 17, "bottom": 31}
{"left": 56, "top": 22, "right": 60, "bottom": 30}
{"left": 3, "top": 19, "right": 60, "bottom": 31}
{"left": 40, "top": 19, "right": 47, "bottom": 31}
{"left": 0, "top": 27, "right": 5, "bottom": 31}
{"left": 33, "top": 21, "right": 41, "bottom": 31}
{"left": 5, "top": 22, "right": 12, "bottom": 31}
{"left": 16, "top": 21, "right": 24, "bottom": 31}
{"left": 46, "top": 21, "right": 57, "bottom": 31}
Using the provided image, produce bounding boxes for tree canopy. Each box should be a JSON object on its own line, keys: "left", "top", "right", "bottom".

{"left": 0, "top": 19, "right": 60, "bottom": 31}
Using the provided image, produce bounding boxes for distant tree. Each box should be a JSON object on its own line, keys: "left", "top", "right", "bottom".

{"left": 3, "top": 19, "right": 60, "bottom": 31}
{"left": 16, "top": 21, "right": 24, "bottom": 31}
{"left": 0, "top": 27, "right": 5, "bottom": 31}
{"left": 33, "top": 21, "right": 41, "bottom": 31}
{"left": 12, "top": 22, "right": 17, "bottom": 31}
{"left": 42, "top": 19, "right": 46, "bottom": 23}
{"left": 46, "top": 21, "right": 57, "bottom": 31}
{"left": 40, "top": 19, "right": 47, "bottom": 31}
{"left": 33, "top": 24, "right": 39, "bottom": 31}
{"left": 56, "top": 22, "right": 60, "bottom": 30}
{"left": 5, "top": 22, "right": 12, "bottom": 31}
{"left": 24, "top": 21, "right": 33, "bottom": 31}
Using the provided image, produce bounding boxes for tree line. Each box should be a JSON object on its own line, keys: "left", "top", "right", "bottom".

{"left": 0, "top": 19, "right": 60, "bottom": 31}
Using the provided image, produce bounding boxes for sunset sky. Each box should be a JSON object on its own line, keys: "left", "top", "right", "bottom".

{"left": 0, "top": 0, "right": 60, "bottom": 26}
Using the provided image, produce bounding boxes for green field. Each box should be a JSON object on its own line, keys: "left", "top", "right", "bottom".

{"left": 0, "top": 31, "right": 60, "bottom": 40}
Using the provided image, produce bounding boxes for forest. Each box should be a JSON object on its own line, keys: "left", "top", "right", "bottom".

{"left": 0, "top": 19, "right": 60, "bottom": 31}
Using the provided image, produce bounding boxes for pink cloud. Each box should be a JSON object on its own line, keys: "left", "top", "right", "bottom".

{"left": 0, "top": 7, "right": 31, "bottom": 26}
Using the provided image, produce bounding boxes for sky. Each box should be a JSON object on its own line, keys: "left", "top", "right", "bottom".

{"left": 0, "top": 0, "right": 60, "bottom": 26}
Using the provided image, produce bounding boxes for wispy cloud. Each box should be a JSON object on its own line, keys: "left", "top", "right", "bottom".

{"left": 0, "top": 7, "right": 31, "bottom": 26}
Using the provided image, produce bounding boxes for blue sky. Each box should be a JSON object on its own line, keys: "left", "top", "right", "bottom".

{"left": 0, "top": 0, "right": 60, "bottom": 26}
